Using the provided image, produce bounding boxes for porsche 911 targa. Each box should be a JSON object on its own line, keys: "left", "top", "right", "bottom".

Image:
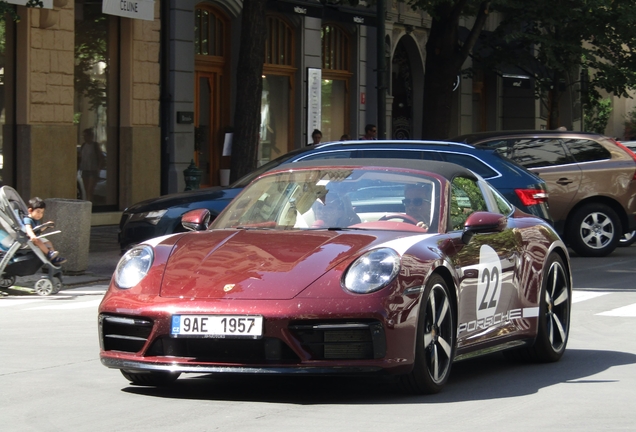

{"left": 99, "top": 159, "right": 572, "bottom": 394}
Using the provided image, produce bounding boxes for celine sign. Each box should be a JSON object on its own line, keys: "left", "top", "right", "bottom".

{"left": 102, "top": 0, "right": 155, "bottom": 21}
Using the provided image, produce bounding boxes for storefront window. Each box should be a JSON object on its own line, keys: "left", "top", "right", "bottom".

{"left": 321, "top": 24, "right": 350, "bottom": 142}
{"left": 260, "top": 75, "right": 289, "bottom": 165}
{"left": 260, "top": 15, "right": 295, "bottom": 166}
{"left": 321, "top": 79, "right": 346, "bottom": 142}
{"left": 74, "top": 0, "right": 118, "bottom": 209}
{"left": 0, "top": 14, "right": 15, "bottom": 185}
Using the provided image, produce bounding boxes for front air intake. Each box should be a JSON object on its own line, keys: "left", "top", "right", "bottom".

{"left": 99, "top": 314, "right": 153, "bottom": 353}
{"left": 289, "top": 321, "right": 386, "bottom": 360}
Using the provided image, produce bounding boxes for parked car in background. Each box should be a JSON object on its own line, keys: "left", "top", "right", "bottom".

{"left": 118, "top": 140, "right": 550, "bottom": 252}
{"left": 101, "top": 159, "right": 571, "bottom": 393}
{"left": 618, "top": 141, "right": 636, "bottom": 246}
{"left": 453, "top": 130, "right": 636, "bottom": 256}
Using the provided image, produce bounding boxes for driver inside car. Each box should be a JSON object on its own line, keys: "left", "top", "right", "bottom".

{"left": 403, "top": 184, "right": 432, "bottom": 230}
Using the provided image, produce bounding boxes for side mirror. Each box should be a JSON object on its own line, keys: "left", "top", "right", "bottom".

{"left": 461, "top": 211, "right": 507, "bottom": 244}
{"left": 182, "top": 209, "right": 211, "bottom": 231}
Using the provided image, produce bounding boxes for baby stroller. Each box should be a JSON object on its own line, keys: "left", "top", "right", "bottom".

{"left": 0, "top": 186, "right": 64, "bottom": 296}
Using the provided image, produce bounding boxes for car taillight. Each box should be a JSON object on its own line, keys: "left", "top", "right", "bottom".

{"left": 613, "top": 140, "right": 636, "bottom": 180}
{"left": 515, "top": 188, "right": 548, "bottom": 206}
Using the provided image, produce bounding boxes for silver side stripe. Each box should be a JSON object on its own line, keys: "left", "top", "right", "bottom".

{"left": 523, "top": 307, "right": 539, "bottom": 318}
{"left": 376, "top": 234, "right": 434, "bottom": 256}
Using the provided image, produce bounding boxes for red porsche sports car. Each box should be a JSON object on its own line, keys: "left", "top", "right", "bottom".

{"left": 99, "top": 159, "right": 572, "bottom": 394}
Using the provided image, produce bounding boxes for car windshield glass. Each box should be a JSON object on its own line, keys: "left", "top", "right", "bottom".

{"left": 229, "top": 147, "right": 309, "bottom": 188}
{"left": 212, "top": 168, "right": 441, "bottom": 232}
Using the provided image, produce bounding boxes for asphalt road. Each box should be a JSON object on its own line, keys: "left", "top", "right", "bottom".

{"left": 1, "top": 248, "right": 636, "bottom": 432}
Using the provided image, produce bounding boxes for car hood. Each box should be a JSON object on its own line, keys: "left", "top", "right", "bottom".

{"left": 125, "top": 187, "right": 241, "bottom": 213}
{"left": 159, "top": 229, "right": 388, "bottom": 300}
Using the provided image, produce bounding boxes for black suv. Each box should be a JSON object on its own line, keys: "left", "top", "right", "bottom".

{"left": 118, "top": 140, "right": 550, "bottom": 252}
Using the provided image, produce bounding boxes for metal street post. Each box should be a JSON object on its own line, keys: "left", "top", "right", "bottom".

{"left": 376, "top": 0, "right": 386, "bottom": 139}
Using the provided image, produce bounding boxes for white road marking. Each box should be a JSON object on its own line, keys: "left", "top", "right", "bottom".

{"left": 597, "top": 303, "right": 636, "bottom": 317}
{"left": 0, "top": 299, "right": 42, "bottom": 308}
{"left": 24, "top": 299, "right": 102, "bottom": 310}
{"left": 58, "top": 288, "right": 107, "bottom": 295}
{"left": 572, "top": 291, "right": 610, "bottom": 304}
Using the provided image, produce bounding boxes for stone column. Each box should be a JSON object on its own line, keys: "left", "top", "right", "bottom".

{"left": 44, "top": 198, "right": 92, "bottom": 274}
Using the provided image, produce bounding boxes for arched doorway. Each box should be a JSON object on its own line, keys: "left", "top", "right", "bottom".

{"left": 194, "top": 4, "right": 230, "bottom": 186}
{"left": 391, "top": 35, "right": 424, "bottom": 139}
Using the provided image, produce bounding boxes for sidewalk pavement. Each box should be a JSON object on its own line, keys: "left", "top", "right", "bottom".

{"left": 7, "top": 225, "right": 121, "bottom": 293}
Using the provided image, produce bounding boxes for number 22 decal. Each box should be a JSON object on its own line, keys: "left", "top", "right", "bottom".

{"left": 479, "top": 267, "right": 499, "bottom": 310}
{"left": 476, "top": 245, "right": 503, "bottom": 319}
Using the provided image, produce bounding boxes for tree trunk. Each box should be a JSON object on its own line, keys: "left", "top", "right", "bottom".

{"left": 422, "top": 14, "right": 460, "bottom": 139}
{"left": 421, "top": 1, "right": 490, "bottom": 139}
{"left": 230, "top": 0, "right": 267, "bottom": 183}
{"left": 548, "top": 73, "right": 561, "bottom": 130}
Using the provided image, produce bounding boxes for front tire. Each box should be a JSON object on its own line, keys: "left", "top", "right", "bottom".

{"left": 506, "top": 253, "right": 571, "bottom": 363}
{"left": 120, "top": 370, "right": 181, "bottom": 386}
{"left": 401, "top": 274, "right": 455, "bottom": 394}
{"left": 567, "top": 203, "right": 619, "bottom": 257}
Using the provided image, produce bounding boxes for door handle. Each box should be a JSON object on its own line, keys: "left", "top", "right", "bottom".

{"left": 556, "top": 178, "right": 573, "bottom": 185}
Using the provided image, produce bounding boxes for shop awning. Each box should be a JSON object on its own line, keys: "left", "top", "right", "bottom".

{"left": 267, "top": 0, "right": 323, "bottom": 19}
{"left": 267, "top": 0, "right": 377, "bottom": 27}
{"left": 324, "top": 4, "right": 377, "bottom": 27}
{"left": 102, "top": 0, "right": 155, "bottom": 21}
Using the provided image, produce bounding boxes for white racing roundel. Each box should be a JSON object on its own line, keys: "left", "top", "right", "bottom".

{"left": 476, "top": 245, "right": 503, "bottom": 320}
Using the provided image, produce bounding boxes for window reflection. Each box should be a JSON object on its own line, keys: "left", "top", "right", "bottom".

{"left": 0, "top": 19, "right": 6, "bottom": 184}
{"left": 510, "top": 139, "right": 571, "bottom": 168}
{"left": 321, "top": 79, "right": 346, "bottom": 142}
{"left": 0, "top": 15, "right": 15, "bottom": 185}
{"left": 74, "top": 1, "right": 117, "bottom": 208}
{"left": 259, "top": 76, "right": 289, "bottom": 166}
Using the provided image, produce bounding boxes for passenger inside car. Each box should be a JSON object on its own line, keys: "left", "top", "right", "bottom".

{"left": 311, "top": 194, "right": 361, "bottom": 228}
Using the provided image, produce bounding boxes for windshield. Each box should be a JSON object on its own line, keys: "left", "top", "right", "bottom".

{"left": 229, "top": 147, "right": 309, "bottom": 188}
{"left": 213, "top": 168, "right": 441, "bottom": 232}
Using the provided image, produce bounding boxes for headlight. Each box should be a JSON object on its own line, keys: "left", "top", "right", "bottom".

{"left": 343, "top": 248, "right": 400, "bottom": 294}
{"left": 114, "top": 245, "right": 154, "bottom": 289}
{"left": 128, "top": 209, "right": 167, "bottom": 225}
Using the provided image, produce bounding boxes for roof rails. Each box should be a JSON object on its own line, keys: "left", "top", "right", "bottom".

{"left": 316, "top": 139, "right": 474, "bottom": 149}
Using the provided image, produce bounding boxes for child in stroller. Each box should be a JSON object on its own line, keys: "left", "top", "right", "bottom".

{"left": 23, "top": 197, "right": 67, "bottom": 266}
{"left": 0, "top": 186, "right": 65, "bottom": 296}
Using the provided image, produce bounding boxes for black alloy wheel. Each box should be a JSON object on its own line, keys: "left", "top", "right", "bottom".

{"left": 401, "top": 274, "right": 455, "bottom": 394}
{"left": 506, "top": 253, "right": 571, "bottom": 363}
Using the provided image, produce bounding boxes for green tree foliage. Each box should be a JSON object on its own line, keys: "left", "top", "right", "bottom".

{"left": 404, "top": 0, "right": 636, "bottom": 136}
{"left": 584, "top": 97, "right": 612, "bottom": 134}
{"left": 478, "top": 0, "right": 636, "bottom": 129}
{"left": 0, "top": 0, "right": 43, "bottom": 21}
